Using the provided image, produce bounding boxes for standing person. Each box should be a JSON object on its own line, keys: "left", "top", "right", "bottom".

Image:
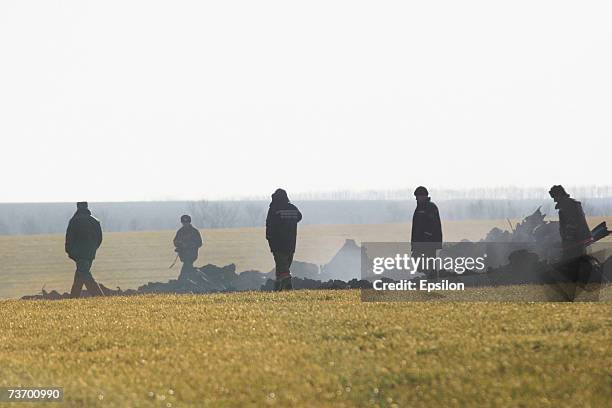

{"left": 65, "top": 202, "right": 104, "bottom": 298}
{"left": 549, "top": 185, "right": 593, "bottom": 300}
{"left": 173, "top": 215, "right": 203, "bottom": 281}
{"left": 266, "top": 188, "right": 302, "bottom": 291}
{"left": 549, "top": 185, "right": 592, "bottom": 257}
{"left": 411, "top": 186, "right": 443, "bottom": 278}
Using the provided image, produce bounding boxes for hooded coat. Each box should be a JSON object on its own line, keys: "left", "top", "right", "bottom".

{"left": 266, "top": 189, "right": 302, "bottom": 253}
{"left": 556, "top": 196, "right": 591, "bottom": 246}
{"left": 411, "top": 197, "right": 442, "bottom": 247}
{"left": 65, "top": 208, "right": 103, "bottom": 261}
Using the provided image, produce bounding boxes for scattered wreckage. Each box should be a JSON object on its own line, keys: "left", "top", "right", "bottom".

{"left": 22, "top": 209, "right": 611, "bottom": 300}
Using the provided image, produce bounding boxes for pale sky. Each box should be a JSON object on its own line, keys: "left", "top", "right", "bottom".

{"left": 0, "top": 1, "right": 610, "bottom": 202}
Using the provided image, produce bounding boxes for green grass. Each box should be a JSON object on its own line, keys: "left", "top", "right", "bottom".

{"left": 1, "top": 290, "right": 611, "bottom": 407}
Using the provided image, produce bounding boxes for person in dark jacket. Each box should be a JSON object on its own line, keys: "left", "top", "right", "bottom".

{"left": 174, "top": 214, "right": 203, "bottom": 280}
{"left": 266, "top": 188, "right": 302, "bottom": 291}
{"left": 65, "top": 202, "right": 104, "bottom": 298}
{"left": 411, "top": 186, "right": 443, "bottom": 278}
{"left": 549, "top": 185, "right": 592, "bottom": 255}
{"left": 549, "top": 185, "right": 595, "bottom": 301}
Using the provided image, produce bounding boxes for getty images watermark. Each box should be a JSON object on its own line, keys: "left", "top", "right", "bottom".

{"left": 360, "top": 242, "right": 611, "bottom": 302}
{"left": 370, "top": 251, "right": 487, "bottom": 292}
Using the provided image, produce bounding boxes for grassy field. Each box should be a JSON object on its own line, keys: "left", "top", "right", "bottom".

{"left": 1, "top": 290, "right": 610, "bottom": 407}
{"left": 2, "top": 217, "right": 611, "bottom": 299}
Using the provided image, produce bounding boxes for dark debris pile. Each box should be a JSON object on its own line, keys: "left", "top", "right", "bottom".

{"left": 22, "top": 256, "right": 371, "bottom": 300}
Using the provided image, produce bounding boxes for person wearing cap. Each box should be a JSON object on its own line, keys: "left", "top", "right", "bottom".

{"left": 411, "top": 186, "right": 443, "bottom": 278}
{"left": 173, "top": 214, "right": 203, "bottom": 280}
{"left": 65, "top": 202, "right": 104, "bottom": 298}
{"left": 266, "top": 188, "right": 302, "bottom": 291}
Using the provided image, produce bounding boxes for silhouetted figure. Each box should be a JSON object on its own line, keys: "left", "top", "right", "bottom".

{"left": 65, "top": 202, "right": 104, "bottom": 298}
{"left": 411, "top": 186, "right": 443, "bottom": 278}
{"left": 266, "top": 189, "right": 302, "bottom": 291}
{"left": 174, "top": 215, "right": 203, "bottom": 281}
{"left": 549, "top": 185, "right": 594, "bottom": 300}
{"left": 550, "top": 185, "right": 592, "bottom": 255}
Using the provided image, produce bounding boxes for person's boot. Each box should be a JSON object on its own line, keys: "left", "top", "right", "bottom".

{"left": 84, "top": 278, "right": 104, "bottom": 297}
{"left": 278, "top": 275, "right": 293, "bottom": 291}
{"left": 70, "top": 281, "right": 83, "bottom": 298}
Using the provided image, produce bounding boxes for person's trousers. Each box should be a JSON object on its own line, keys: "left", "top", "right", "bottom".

{"left": 178, "top": 261, "right": 195, "bottom": 281}
{"left": 412, "top": 248, "right": 439, "bottom": 279}
{"left": 552, "top": 248, "right": 596, "bottom": 301}
{"left": 273, "top": 252, "right": 294, "bottom": 290}
{"left": 70, "top": 259, "right": 104, "bottom": 298}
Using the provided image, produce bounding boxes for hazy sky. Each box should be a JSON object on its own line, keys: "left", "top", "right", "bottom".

{"left": 1, "top": 1, "right": 610, "bottom": 202}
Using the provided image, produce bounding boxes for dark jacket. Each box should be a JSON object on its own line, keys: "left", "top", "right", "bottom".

{"left": 411, "top": 198, "right": 442, "bottom": 247}
{"left": 556, "top": 196, "right": 591, "bottom": 246}
{"left": 65, "top": 209, "right": 103, "bottom": 261}
{"left": 173, "top": 224, "right": 203, "bottom": 263}
{"left": 266, "top": 190, "right": 302, "bottom": 253}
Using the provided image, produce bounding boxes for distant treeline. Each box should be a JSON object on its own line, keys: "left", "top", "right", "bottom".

{"left": 286, "top": 185, "right": 612, "bottom": 201}
{"left": 0, "top": 196, "right": 611, "bottom": 235}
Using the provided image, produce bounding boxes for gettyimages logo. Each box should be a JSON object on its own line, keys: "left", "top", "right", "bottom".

{"left": 361, "top": 241, "right": 611, "bottom": 302}
{"left": 361, "top": 242, "right": 494, "bottom": 296}
{"left": 367, "top": 253, "right": 487, "bottom": 293}
{"left": 371, "top": 253, "right": 487, "bottom": 275}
